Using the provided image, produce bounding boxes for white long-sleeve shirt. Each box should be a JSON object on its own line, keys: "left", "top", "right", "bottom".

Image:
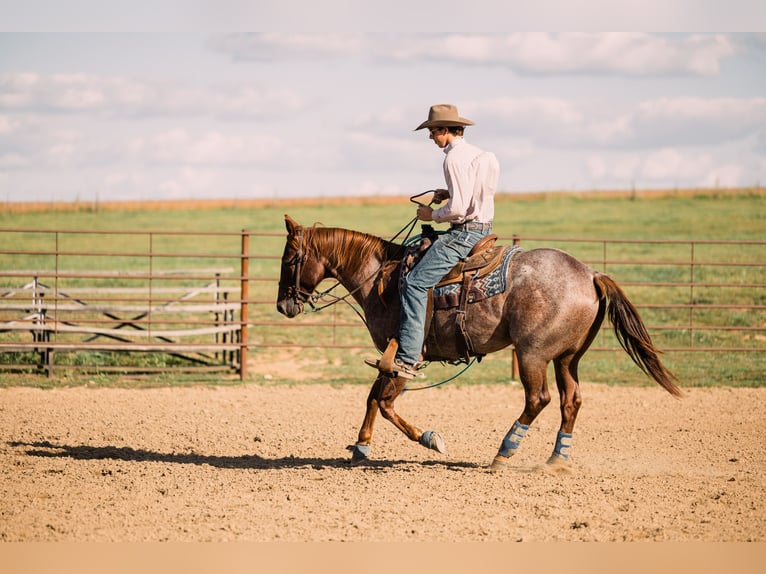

{"left": 430, "top": 138, "right": 499, "bottom": 225}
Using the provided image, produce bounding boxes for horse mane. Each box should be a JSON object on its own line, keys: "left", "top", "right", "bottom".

{"left": 303, "top": 224, "right": 404, "bottom": 277}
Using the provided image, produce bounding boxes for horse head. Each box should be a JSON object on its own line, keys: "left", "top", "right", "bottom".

{"left": 276, "top": 215, "right": 327, "bottom": 318}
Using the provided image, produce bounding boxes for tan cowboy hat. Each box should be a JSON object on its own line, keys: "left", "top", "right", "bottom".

{"left": 414, "top": 103, "right": 475, "bottom": 131}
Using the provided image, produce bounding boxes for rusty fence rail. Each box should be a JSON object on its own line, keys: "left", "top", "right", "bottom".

{"left": 1, "top": 228, "right": 764, "bottom": 378}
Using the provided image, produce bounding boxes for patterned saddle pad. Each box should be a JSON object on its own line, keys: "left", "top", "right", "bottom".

{"left": 432, "top": 244, "right": 522, "bottom": 310}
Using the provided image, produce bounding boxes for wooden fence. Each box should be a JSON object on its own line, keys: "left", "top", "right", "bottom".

{"left": 0, "top": 228, "right": 763, "bottom": 379}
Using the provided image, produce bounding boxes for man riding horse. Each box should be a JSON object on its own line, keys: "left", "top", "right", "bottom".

{"left": 276, "top": 105, "right": 680, "bottom": 467}
{"left": 366, "top": 104, "right": 500, "bottom": 380}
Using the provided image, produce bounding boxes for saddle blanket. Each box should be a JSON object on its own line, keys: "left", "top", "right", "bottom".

{"left": 432, "top": 245, "right": 522, "bottom": 310}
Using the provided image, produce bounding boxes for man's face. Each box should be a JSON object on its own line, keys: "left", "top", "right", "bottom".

{"left": 428, "top": 127, "right": 449, "bottom": 148}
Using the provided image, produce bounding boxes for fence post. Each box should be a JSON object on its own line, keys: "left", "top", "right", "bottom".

{"left": 511, "top": 234, "right": 521, "bottom": 380}
{"left": 239, "top": 230, "right": 250, "bottom": 380}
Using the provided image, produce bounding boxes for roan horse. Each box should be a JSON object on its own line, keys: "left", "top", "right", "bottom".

{"left": 276, "top": 214, "right": 681, "bottom": 469}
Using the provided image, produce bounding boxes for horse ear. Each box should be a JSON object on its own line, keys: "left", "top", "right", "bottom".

{"left": 284, "top": 214, "right": 300, "bottom": 235}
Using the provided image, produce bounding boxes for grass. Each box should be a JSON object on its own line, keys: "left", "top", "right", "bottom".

{"left": 0, "top": 188, "right": 764, "bottom": 389}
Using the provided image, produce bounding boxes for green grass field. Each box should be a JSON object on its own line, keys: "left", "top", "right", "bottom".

{"left": 1, "top": 189, "right": 763, "bottom": 388}
{"left": 2, "top": 188, "right": 765, "bottom": 240}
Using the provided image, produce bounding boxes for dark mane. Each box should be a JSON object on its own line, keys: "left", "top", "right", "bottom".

{"left": 304, "top": 225, "right": 405, "bottom": 277}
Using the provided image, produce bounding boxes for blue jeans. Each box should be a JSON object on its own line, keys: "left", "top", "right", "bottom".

{"left": 397, "top": 226, "right": 490, "bottom": 365}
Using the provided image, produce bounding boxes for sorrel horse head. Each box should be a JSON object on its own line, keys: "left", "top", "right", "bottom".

{"left": 276, "top": 214, "right": 681, "bottom": 469}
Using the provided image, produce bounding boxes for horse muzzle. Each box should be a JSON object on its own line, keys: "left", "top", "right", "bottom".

{"left": 276, "top": 298, "right": 303, "bottom": 318}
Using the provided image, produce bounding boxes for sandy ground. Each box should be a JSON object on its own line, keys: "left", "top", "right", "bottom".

{"left": 1, "top": 383, "right": 764, "bottom": 542}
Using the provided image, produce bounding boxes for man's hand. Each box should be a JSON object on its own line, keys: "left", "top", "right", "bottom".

{"left": 417, "top": 204, "right": 434, "bottom": 221}
{"left": 432, "top": 189, "right": 449, "bottom": 203}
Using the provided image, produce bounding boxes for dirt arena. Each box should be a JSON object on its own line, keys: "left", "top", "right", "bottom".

{"left": 1, "top": 382, "right": 764, "bottom": 542}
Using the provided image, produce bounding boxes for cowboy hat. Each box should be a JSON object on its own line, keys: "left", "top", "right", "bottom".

{"left": 415, "top": 104, "right": 475, "bottom": 131}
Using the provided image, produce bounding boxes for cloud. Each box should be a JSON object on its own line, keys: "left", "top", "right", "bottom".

{"left": 586, "top": 147, "right": 749, "bottom": 188}
{"left": 627, "top": 97, "right": 766, "bottom": 147}
{"left": 211, "top": 33, "right": 737, "bottom": 77}
{"left": 341, "top": 131, "right": 430, "bottom": 171}
{"left": 475, "top": 96, "right": 766, "bottom": 149}
{"left": 0, "top": 152, "right": 29, "bottom": 169}
{"left": 0, "top": 72, "right": 305, "bottom": 119}
{"left": 126, "top": 129, "right": 290, "bottom": 167}
{"left": 418, "top": 33, "right": 737, "bottom": 76}
{"left": 0, "top": 114, "right": 18, "bottom": 135}
{"left": 209, "top": 33, "right": 365, "bottom": 61}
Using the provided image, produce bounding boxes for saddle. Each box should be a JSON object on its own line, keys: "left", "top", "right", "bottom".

{"left": 435, "top": 234, "right": 504, "bottom": 287}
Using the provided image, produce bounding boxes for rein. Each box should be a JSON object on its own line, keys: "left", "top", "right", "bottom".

{"left": 403, "top": 358, "right": 476, "bottom": 392}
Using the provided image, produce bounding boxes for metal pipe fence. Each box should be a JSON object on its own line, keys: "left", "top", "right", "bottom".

{"left": 0, "top": 228, "right": 763, "bottom": 378}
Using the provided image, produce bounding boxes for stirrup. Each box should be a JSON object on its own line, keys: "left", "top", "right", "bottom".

{"left": 364, "top": 357, "right": 423, "bottom": 380}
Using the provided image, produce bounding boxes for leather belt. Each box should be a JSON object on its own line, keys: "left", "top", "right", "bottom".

{"left": 450, "top": 221, "right": 493, "bottom": 232}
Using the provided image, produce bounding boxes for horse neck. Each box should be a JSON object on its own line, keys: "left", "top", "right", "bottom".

{"left": 308, "top": 227, "right": 401, "bottom": 297}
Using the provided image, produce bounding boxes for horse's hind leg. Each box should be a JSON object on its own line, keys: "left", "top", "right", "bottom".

{"left": 547, "top": 353, "right": 583, "bottom": 467}
{"left": 490, "top": 354, "right": 551, "bottom": 470}
{"left": 349, "top": 372, "right": 445, "bottom": 462}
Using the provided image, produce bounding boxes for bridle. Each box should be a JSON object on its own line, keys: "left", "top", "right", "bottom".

{"left": 283, "top": 203, "right": 426, "bottom": 318}
{"left": 284, "top": 227, "right": 312, "bottom": 307}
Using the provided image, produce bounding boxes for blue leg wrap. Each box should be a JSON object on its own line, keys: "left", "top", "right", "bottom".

{"left": 553, "top": 431, "right": 573, "bottom": 461}
{"left": 348, "top": 443, "right": 371, "bottom": 461}
{"left": 498, "top": 420, "right": 529, "bottom": 457}
{"left": 419, "top": 430, "right": 446, "bottom": 453}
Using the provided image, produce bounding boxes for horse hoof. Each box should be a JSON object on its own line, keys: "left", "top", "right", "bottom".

{"left": 489, "top": 453, "right": 513, "bottom": 471}
{"left": 347, "top": 443, "right": 371, "bottom": 463}
{"left": 544, "top": 453, "right": 573, "bottom": 474}
{"left": 419, "top": 430, "right": 446, "bottom": 454}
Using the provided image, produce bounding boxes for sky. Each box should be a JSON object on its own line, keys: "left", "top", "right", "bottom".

{"left": 1, "top": 29, "right": 765, "bottom": 203}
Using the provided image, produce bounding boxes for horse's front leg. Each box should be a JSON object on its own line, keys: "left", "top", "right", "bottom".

{"left": 349, "top": 372, "right": 445, "bottom": 462}
{"left": 348, "top": 375, "right": 384, "bottom": 462}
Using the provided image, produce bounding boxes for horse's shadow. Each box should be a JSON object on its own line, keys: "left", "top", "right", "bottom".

{"left": 7, "top": 440, "right": 480, "bottom": 471}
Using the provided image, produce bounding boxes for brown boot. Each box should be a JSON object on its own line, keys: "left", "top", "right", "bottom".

{"left": 364, "top": 357, "right": 422, "bottom": 380}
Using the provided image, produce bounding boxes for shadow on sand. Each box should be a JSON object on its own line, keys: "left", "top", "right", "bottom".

{"left": 8, "top": 440, "right": 482, "bottom": 471}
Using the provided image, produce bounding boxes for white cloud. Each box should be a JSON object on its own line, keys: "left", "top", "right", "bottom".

{"left": 586, "top": 155, "right": 608, "bottom": 180}
{"left": 0, "top": 152, "right": 29, "bottom": 169}
{"left": 0, "top": 115, "right": 15, "bottom": 135}
{"left": 351, "top": 180, "right": 407, "bottom": 198}
{"left": 419, "top": 33, "right": 737, "bottom": 76}
{"left": 641, "top": 148, "right": 711, "bottom": 180}
{"left": 627, "top": 97, "right": 766, "bottom": 147}
{"left": 586, "top": 147, "right": 751, "bottom": 189}
{"left": 212, "top": 33, "right": 737, "bottom": 77}
{"left": 474, "top": 96, "right": 766, "bottom": 149}
{"left": 480, "top": 97, "right": 585, "bottom": 142}
{"left": 0, "top": 73, "right": 305, "bottom": 119}
{"left": 128, "top": 129, "right": 289, "bottom": 167}
{"left": 342, "top": 132, "right": 429, "bottom": 171}
{"left": 157, "top": 168, "right": 217, "bottom": 199}
{"left": 209, "top": 33, "right": 365, "bottom": 61}
{"left": 701, "top": 165, "right": 743, "bottom": 188}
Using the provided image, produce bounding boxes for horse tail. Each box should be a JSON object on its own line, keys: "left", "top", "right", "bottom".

{"left": 593, "top": 272, "right": 682, "bottom": 398}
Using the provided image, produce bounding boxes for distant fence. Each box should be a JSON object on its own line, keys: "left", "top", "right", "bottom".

{"left": 0, "top": 228, "right": 764, "bottom": 378}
